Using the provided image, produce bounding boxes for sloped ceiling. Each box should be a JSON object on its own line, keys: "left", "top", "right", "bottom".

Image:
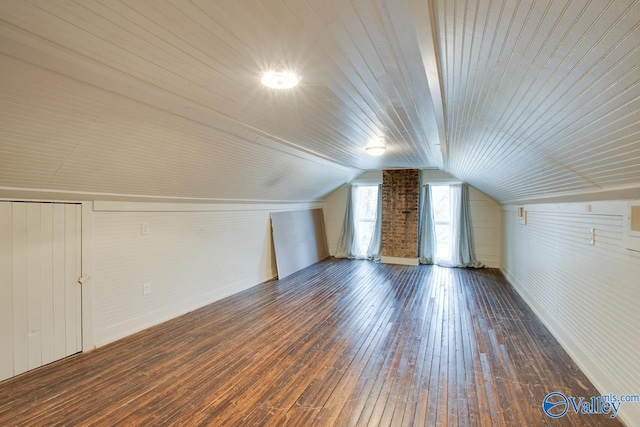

{"left": 437, "top": 0, "right": 640, "bottom": 203}
{"left": 0, "top": 0, "right": 639, "bottom": 203}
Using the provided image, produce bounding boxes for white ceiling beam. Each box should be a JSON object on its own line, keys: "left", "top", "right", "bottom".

{"left": 410, "top": 0, "right": 447, "bottom": 164}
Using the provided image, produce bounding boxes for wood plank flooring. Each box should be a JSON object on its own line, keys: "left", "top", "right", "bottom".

{"left": 0, "top": 259, "right": 625, "bottom": 426}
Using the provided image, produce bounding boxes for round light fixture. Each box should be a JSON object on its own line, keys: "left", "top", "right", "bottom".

{"left": 365, "top": 138, "right": 387, "bottom": 156}
{"left": 261, "top": 70, "right": 301, "bottom": 89}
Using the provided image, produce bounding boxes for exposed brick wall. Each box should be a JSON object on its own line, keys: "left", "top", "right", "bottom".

{"left": 381, "top": 169, "right": 420, "bottom": 259}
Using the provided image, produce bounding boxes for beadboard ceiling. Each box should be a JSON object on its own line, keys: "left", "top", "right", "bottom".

{"left": 0, "top": 0, "right": 639, "bottom": 203}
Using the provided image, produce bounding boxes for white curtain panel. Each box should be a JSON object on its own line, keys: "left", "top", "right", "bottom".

{"left": 366, "top": 184, "right": 382, "bottom": 261}
{"left": 438, "top": 183, "right": 483, "bottom": 268}
{"left": 335, "top": 185, "right": 358, "bottom": 258}
{"left": 418, "top": 184, "right": 436, "bottom": 264}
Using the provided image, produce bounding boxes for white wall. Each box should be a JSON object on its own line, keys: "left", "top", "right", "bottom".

{"left": 91, "top": 202, "right": 316, "bottom": 347}
{"left": 501, "top": 201, "right": 640, "bottom": 426}
{"left": 323, "top": 170, "right": 501, "bottom": 266}
{"left": 468, "top": 186, "right": 500, "bottom": 268}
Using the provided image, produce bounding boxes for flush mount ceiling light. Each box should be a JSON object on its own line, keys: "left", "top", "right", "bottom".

{"left": 261, "top": 70, "right": 301, "bottom": 89}
{"left": 365, "top": 138, "right": 387, "bottom": 156}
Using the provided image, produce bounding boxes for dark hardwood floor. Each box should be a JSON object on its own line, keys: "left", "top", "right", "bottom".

{"left": 0, "top": 259, "right": 624, "bottom": 426}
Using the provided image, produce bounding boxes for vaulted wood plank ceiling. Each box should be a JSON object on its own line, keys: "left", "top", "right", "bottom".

{"left": 0, "top": 0, "right": 638, "bottom": 203}
{"left": 437, "top": 0, "right": 640, "bottom": 203}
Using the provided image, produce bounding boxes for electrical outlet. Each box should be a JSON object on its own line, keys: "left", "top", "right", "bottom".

{"left": 141, "top": 222, "right": 149, "bottom": 235}
{"left": 589, "top": 228, "right": 596, "bottom": 246}
{"left": 143, "top": 283, "right": 151, "bottom": 295}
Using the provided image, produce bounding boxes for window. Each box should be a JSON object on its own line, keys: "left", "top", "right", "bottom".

{"left": 354, "top": 185, "right": 379, "bottom": 255}
{"left": 431, "top": 185, "right": 451, "bottom": 261}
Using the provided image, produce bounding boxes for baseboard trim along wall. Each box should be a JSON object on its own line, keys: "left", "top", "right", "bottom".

{"left": 500, "top": 200, "right": 640, "bottom": 427}
{"left": 381, "top": 256, "right": 419, "bottom": 266}
{"left": 91, "top": 201, "right": 314, "bottom": 348}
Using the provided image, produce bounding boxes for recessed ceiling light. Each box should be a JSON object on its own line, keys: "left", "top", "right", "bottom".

{"left": 365, "top": 138, "right": 387, "bottom": 156}
{"left": 261, "top": 71, "right": 301, "bottom": 89}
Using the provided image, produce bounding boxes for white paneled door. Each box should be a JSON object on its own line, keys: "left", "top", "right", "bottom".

{"left": 0, "top": 202, "right": 82, "bottom": 382}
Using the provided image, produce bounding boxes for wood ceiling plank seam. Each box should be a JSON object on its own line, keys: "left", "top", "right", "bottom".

{"left": 249, "top": 104, "right": 354, "bottom": 149}
{"left": 0, "top": 136, "right": 84, "bottom": 157}
{"left": 187, "top": 0, "right": 291, "bottom": 60}
{"left": 583, "top": 163, "right": 640, "bottom": 179}
{"left": 450, "top": 0, "right": 523, "bottom": 140}
{"left": 360, "top": 1, "right": 424, "bottom": 155}
{"left": 365, "top": 0, "right": 440, "bottom": 165}
{"left": 121, "top": 1, "right": 257, "bottom": 91}
{"left": 321, "top": 23, "right": 423, "bottom": 165}
{"left": 390, "top": 3, "right": 440, "bottom": 166}
{"left": 451, "top": 0, "right": 485, "bottom": 161}
{"left": 0, "top": 72, "right": 112, "bottom": 108}
{"left": 0, "top": 98, "right": 100, "bottom": 126}
{"left": 488, "top": 169, "right": 598, "bottom": 194}
{"left": 0, "top": 162, "right": 65, "bottom": 172}
{"left": 0, "top": 103, "right": 104, "bottom": 133}
{"left": 256, "top": 0, "right": 308, "bottom": 36}
{"left": 505, "top": 87, "right": 640, "bottom": 157}
{"left": 0, "top": 139, "right": 76, "bottom": 158}
{"left": 550, "top": 121, "right": 640, "bottom": 159}
{"left": 276, "top": 56, "right": 384, "bottom": 152}
{"left": 337, "top": 0, "right": 387, "bottom": 77}
{"left": 455, "top": 0, "right": 558, "bottom": 176}
{"left": 482, "top": 6, "right": 640, "bottom": 164}
{"left": 71, "top": 0, "right": 249, "bottom": 84}
{"left": 151, "top": 1, "right": 253, "bottom": 72}
{"left": 455, "top": 0, "right": 512, "bottom": 174}
{"left": 57, "top": 144, "right": 338, "bottom": 187}
{"left": 321, "top": 31, "right": 419, "bottom": 160}
{"left": 511, "top": 51, "right": 640, "bottom": 150}
{"left": 529, "top": 119, "right": 640, "bottom": 173}
{"left": 486, "top": 173, "right": 595, "bottom": 196}
{"left": 484, "top": 148, "right": 640, "bottom": 192}
{"left": 442, "top": 0, "right": 510, "bottom": 173}
{"left": 279, "top": 86, "right": 384, "bottom": 140}
{"left": 0, "top": 15, "right": 253, "bottom": 122}
{"left": 462, "top": 153, "right": 594, "bottom": 188}
{"left": 507, "top": 153, "right": 640, "bottom": 186}
{"left": 177, "top": 1, "right": 270, "bottom": 77}
{"left": 0, "top": 119, "right": 98, "bottom": 190}
{"left": 27, "top": 1, "right": 243, "bottom": 97}
{"left": 593, "top": 176, "right": 640, "bottom": 188}
{"left": 440, "top": 0, "right": 494, "bottom": 171}
{"left": 375, "top": 76, "right": 431, "bottom": 165}
{"left": 458, "top": 157, "right": 588, "bottom": 187}
{"left": 452, "top": 0, "right": 552, "bottom": 178}
{"left": 0, "top": 117, "right": 97, "bottom": 141}
{"left": 107, "top": 1, "right": 320, "bottom": 123}
{"left": 85, "top": 90, "right": 367, "bottom": 172}
{"left": 47, "top": 168, "right": 339, "bottom": 200}
{"left": 59, "top": 135, "right": 348, "bottom": 174}
{"left": 481, "top": 77, "right": 640, "bottom": 180}
{"left": 470, "top": 177, "right": 601, "bottom": 200}
{"left": 281, "top": 0, "right": 407, "bottom": 141}
{"left": 271, "top": 94, "right": 397, "bottom": 152}
{"left": 459, "top": 0, "right": 628, "bottom": 179}
{"left": 239, "top": 21, "right": 380, "bottom": 157}
{"left": 450, "top": 0, "right": 475, "bottom": 160}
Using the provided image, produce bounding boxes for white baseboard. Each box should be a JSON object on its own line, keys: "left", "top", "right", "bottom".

{"left": 381, "top": 256, "right": 419, "bottom": 266}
